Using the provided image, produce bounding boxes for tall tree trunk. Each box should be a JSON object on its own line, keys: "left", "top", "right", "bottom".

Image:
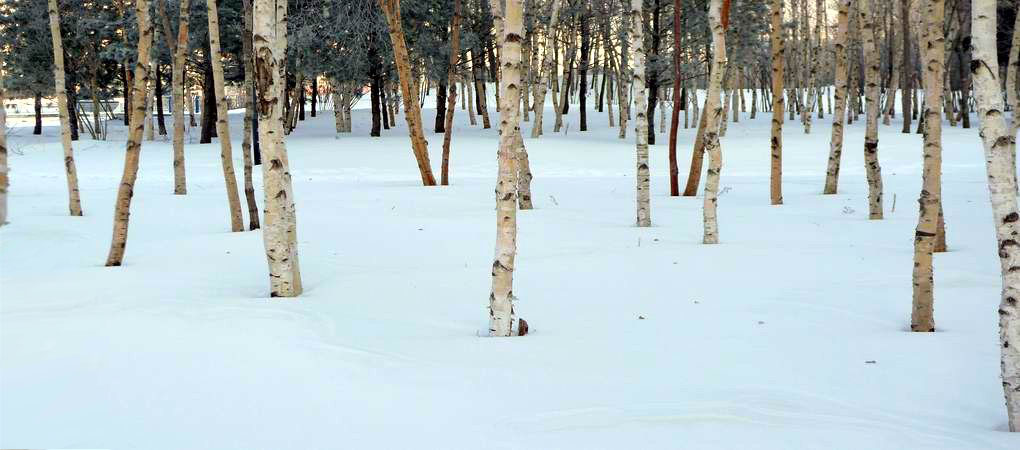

{"left": 824, "top": 0, "right": 851, "bottom": 195}
{"left": 33, "top": 92, "right": 42, "bottom": 135}
{"left": 171, "top": 0, "right": 191, "bottom": 195}
{"left": 702, "top": 0, "right": 729, "bottom": 243}
{"left": 199, "top": 58, "right": 216, "bottom": 143}
{"left": 631, "top": 0, "right": 650, "bottom": 227}
{"left": 646, "top": 0, "right": 661, "bottom": 145}
{"left": 667, "top": 0, "right": 682, "bottom": 197}
{"left": 377, "top": 0, "right": 436, "bottom": 185}
{"left": 956, "top": 0, "right": 972, "bottom": 129}
{"left": 0, "top": 77, "right": 7, "bottom": 226}
{"left": 900, "top": 0, "right": 913, "bottom": 134}
{"left": 489, "top": 0, "right": 526, "bottom": 337}
{"left": 769, "top": 0, "right": 784, "bottom": 205}
{"left": 378, "top": 0, "right": 438, "bottom": 186}
{"left": 155, "top": 64, "right": 167, "bottom": 136}
{"left": 47, "top": 0, "right": 83, "bottom": 216}
{"left": 1006, "top": 1, "right": 1020, "bottom": 174}
{"left": 530, "top": 0, "right": 563, "bottom": 138}
{"left": 435, "top": 79, "right": 448, "bottom": 133}
{"left": 441, "top": 0, "right": 462, "bottom": 186}
{"left": 241, "top": 0, "right": 260, "bottom": 230}
{"left": 910, "top": 0, "right": 944, "bottom": 333}
{"left": 579, "top": 9, "right": 590, "bottom": 132}
{"left": 310, "top": 77, "right": 317, "bottom": 118}
{"left": 253, "top": 0, "right": 302, "bottom": 297}
{"left": 105, "top": 0, "right": 154, "bottom": 266}
{"left": 970, "top": 0, "right": 1020, "bottom": 430}
{"left": 207, "top": 0, "right": 245, "bottom": 232}
{"left": 859, "top": 0, "right": 883, "bottom": 219}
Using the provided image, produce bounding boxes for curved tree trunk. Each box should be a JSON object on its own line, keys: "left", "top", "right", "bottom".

{"left": 702, "top": 0, "right": 729, "bottom": 244}
{"left": 171, "top": 0, "right": 191, "bottom": 195}
{"left": 206, "top": 0, "right": 245, "bottom": 232}
{"left": 378, "top": 0, "right": 438, "bottom": 186}
{"left": 910, "top": 0, "right": 944, "bottom": 333}
{"left": 970, "top": 0, "right": 1020, "bottom": 430}
{"left": 47, "top": 0, "right": 83, "bottom": 217}
{"left": 769, "top": 0, "right": 784, "bottom": 205}
{"left": 489, "top": 0, "right": 525, "bottom": 338}
{"left": 824, "top": 0, "right": 851, "bottom": 195}
{"left": 105, "top": 0, "right": 154, "bottom": 266}
{"left": 440, "top": 0, "right": 462, "bottom": 186}
{"left": 254, "top": 0, "right": 302, "bottom": 297}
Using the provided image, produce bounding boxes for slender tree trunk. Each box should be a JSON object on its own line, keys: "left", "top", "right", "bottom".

{"left": 824, "top": 0, "right": 851, "bottom": 195}
{"left": 155, "top": 64, "right": 167, "bottom": 136}
{"left": 630, "top": 0, "right": 650, "bottom": 227}
{"left": 1007, "top": 2, "right": 1020, "bottom": 175}
{"left": 682, "top": 107, "right": 709, "bottom": 196}
{"left": 957, "top": 0, "right": 972, "bottom": 129}
{"left": 646, "top": 0, "right": 661, "bottom": 145}
{"left": 33, "top": 92, "right": 42, "bottom": 135}
{"left": 769, "top": 0, "right": 784, "bottom": 205}
{"left": 911, "top": 0, "right": 944, "bottom": 333}
{"left": 241, "top": 0, "right": 260, "bottom": 230}
{"left": 254, "top": 0, "right": 302, "bottom": 297}
{"left": 530, "top": 0, "right": 562, "bottom": 138}
{"left": 441, "top": 0, "right": 462, "bottom": 186}
{"left": 702, "top": 0, "right": 729, "bottom": 244}
{"left": 47, "top": 0, "right": 83, "bottom": 216}
{"left": 105, "top": 0, "right": 153, "bottom": 266}
{"left": 489, "top": 0, "right": 526, "bottom": 337}
{"left": 310, "top": 77, "right": 317, "bottom": 118}
{"left": 199, "top": 59, "right": 216, "bottom": 143}
{"left": 971, "top": 0, "right": 1020, "bottom": 430}
{"left": 667, "top": 0, "right": 682, "bottom": 197}
{"left": 0, "top": 77, "right": 7, "bottom": 226}
{"left": 900, "top": 0, "right": 913, "bottom": 134}
{"left": 171, "top": 0, "right": 191, "bottom": 195}
{"left": 207, "top": 0, "right": 245, "bottom": 232}
{"left": 859, "top": 0, "right": 883, "bottom": 219}
{"left": 145, "top": 58, "right": 156, "bottom": 141}
{"left": 579, "top": 10, "right": 590, "bottom": 132}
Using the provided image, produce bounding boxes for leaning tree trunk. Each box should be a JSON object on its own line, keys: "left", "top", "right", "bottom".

{"left": 241, "top": 0, "right": 260, "bottom": 230}
{"left": 530, "top": 0, "right": 562, "bottom": 138}
{"left": 105, "top": 0, "right": 154, "bottom": 267}
{"left": 489, "top": 0, "right": 526, "bottom": 338}
{"left": 378, "top": 0, "right": 438, "bottom": 186}
{"left": 630, "top": 0, "right": 650, "bottom": 227}
{"left": 769, "top": 0, "right": 784, "bottom": 206}
{"left": 172, "top": 0, "right": 191, "bottom": 195}
{"left": 206, "top": 0, "right": 245, "bottom": 232}
{"left": 702, "top": 0, "right": 729, "bottom": 244}
{"left": 47, "top": 0, "right": 83, "bottom": 216}
{"left": 971, "top": 0, "right": 1020, "bottom": 431}
{"left": 440, "top": 0, "right": 462, "bottom": 186}
{"left": 910, "top": 0, "right": 944, "bottom": 333}
{"left": 0, "top": 76, "right": 7, "bottom": 226}
{"left": 824, "top": 0, "right": 851, "bottom": 195}
{"left": 859, "top": 0, "right": 883, "bottom": 219}
{"left": 254, "top": 0, "right": 302, "bottom": 297}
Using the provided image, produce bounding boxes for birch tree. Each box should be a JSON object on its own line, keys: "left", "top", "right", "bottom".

{"left": 530, "top": 0, "right": 563, "bottom": 138}
{"left": 105, "top": 0, "right": 154, "bottom": 267}
{"left": 631, "top": 0, "right": 650, "bottom": 227}
{"left": 441, "top": 0, "right": 462, "bottom": 186}
{"left": 378, "top": 0, "right": 438, "bottom": 186}
{"left": 206, "top": 0, "right": 245, "bottom": 232}
{"left": 241, "top": 0, "right": 259, "bottom": 230}
{"left": 769, "top": 0, "right": 784, "bottom": 205}
{"left": 171, "top": 0, "right": 191, "bottom": 195}
{"left": 823, "top": 0, "right": 851, "bottom": 195}
{"left": 859, "top": 0, "right": 882, "bottom": 219}
{"left": 702, "top": 0, "right": 729, "bottom": 244}
{"left": 254, "top": 0, "right": 302, "bottom": 297}
{"left": 910, "top": 0, "right": 945, "bottom": 333}
{"left": 970, "top": 0, "right": 1020, "bottom": 430}
{"left": 47, "top": 0, "right": 83, "bottom": 216}
{"left": 1006, "top": 6, "right": 1020, "bottom": 171}
{"left": 489, "top": 0, "right": 526, "bottom": 337}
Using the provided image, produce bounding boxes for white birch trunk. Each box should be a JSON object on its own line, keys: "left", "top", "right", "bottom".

{"left": 769, "top": 0, "right": 784, "bottom": 205}
{"left": 702, "top": 0, "right": 728, "bottom": 243}
{"left": 206, "top": 0, "right": 245, "bottom": 232}
{"left": 859, "top": 0, "right": 884, "bottom": 219}
{"left": 631, "top": 0, "right": 650, "bottom": 227}
{"left": 47, "top": 0, "right": 83, "bottom": 216}
{"left": 823, "top": 0, "right": 851, "bottom": 195}
{"left": 172, "top": 0, "right": 191, "bottom": 195}
{"left": 530, "top": 0, "right": 563, "bottom": 139}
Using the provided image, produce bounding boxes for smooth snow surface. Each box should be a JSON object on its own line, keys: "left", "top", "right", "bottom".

{"left": 2, "top": 93, "right": 1019, "bottom": 449}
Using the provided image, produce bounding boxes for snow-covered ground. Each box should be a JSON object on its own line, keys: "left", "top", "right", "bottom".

{"left": 2, "top": 91, "right": 1019, "bottom": 449}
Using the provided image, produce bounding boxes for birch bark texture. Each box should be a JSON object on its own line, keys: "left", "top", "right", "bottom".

{"left": 970, "top": 0, "right": 1020, "bottom": 431}
{"left": 1006, "top": 5, "right": 1020, "bottom": 171}
{"left": 769, "top": 0, "right": 784, "bottom": 206}
{"left": 47, "top": 0, "right": 83, "bottom": 217}
{"left": 254, "top": 0, "right": 302, "bottom": 297}
{"left": 910, "top": 0, "right": 945, "bottom": 333}
{"left": 530, "top": 0, "right": 563, "bottom": 138}
{"left": 105, "top": 0, "right": 154, "bottom": 267}
{"left": 631, "top": 0, "right": 650, "bottom": 227}
{"left": 440, "top": 0, "right": 462, "bottom": 186}
{"left": 824, "top": 0, "right": 851, "bottom": 195}
{"left": 171, "top": 0, "right": 191, "bottom": 195}
{"left": 241, "top": 0, "right": 260, "bottom": 230}
{"left": 378, "top": 0, "right": 438, "bottom": 186}
{"left": 702, "top": 0, "right": 729, "bottom": 244}
{"left": 858, "top": 0, "right": 883, "bottom": 219}
{"left": 489, "top": 0, "right": 525, "bottom": 338}
{"left": 206, "top": 0, "right": 245, "bottom": 232}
